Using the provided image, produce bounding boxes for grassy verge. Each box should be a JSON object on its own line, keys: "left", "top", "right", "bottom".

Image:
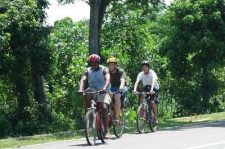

{"left": 0, "top": 131, "right": 82, "bottom": 149}
{"left": 1, "top": 112, "right": 225, "bottom": 148}
{"left": 159, "top": 112, "right": 225, "bottom": 128}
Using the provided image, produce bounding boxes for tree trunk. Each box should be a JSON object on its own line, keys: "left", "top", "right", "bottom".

{"left": 89, "top": 0, "right": 110, "bottom": 55}
{"left": 10, "top": 57, "right": 30, "bottom": 126}
{"left": 33, "top": 74, "right": 50, "bottom": 121}
{"left": 15, "top": 79, "right": 30, "bottom": 122}
{"left": 201, "top": 65, "right": 210, "bottom": 113}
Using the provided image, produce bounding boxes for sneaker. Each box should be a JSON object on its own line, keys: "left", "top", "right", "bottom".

{"left": 113, "top": 119, "right": 120, "bottom": 125}
{"left": 103, "top": 129, "right": 109, "bottom": 139}
{"left": 152, "top": 118, "right": 158, "bottom": 125}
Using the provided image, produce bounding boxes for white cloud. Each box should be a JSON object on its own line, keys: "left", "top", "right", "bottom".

{"left": 45, "top": 0, "right": 173, "bottom": 26}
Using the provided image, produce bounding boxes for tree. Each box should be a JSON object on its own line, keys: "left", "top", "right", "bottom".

{"left": 0, "top": 0, "right": 50, "bottom": 132}
{"left": 48, "top": 18, "right": 88, "bottom": 129}
{"left": 58, "top": 0, "right": 162, "bottom": 55}
{"left": 158, "top": 0, "right": 225, "bottom": 113}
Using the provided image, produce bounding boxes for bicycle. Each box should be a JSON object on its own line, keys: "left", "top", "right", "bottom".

{"left": 83, "top": 91, "right": 106, "bottom": 145}
{"left": 108, "top": 91, "right": 126, "bottom": 138}
{"left": 133, "top": 91, "right": 158, "bottom": 133}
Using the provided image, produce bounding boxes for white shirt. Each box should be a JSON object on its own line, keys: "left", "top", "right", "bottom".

{"left": 136, "top": 70, "right": 159, "bottom": 90}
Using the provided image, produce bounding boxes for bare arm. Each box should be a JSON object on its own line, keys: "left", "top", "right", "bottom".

{"left": 133, "top": 80, "right": 140, "bottom": 92}
{"left": 150, "top": 70, "right": 157, "bottom": 93}
{"left": 120, "top": 77, "right": 126, "bottom": 90}
{"left": 119, "top": 69, "right": 126, "bottom": 89}
{"left": 150, "top": 79, "right": 156, "bottom": 93}
{"left": 103, "top": 68, "right": 110, "bottom": 90}
{"left": 78, "top": 70, "right": 88, "bottom": 92}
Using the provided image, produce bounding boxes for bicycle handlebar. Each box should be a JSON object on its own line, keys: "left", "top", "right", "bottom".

{"left": 82, "top": 90, "right": 109, "bottom": 95}
{"left": 132, "top": 91, "right": 155, "bottom": 95}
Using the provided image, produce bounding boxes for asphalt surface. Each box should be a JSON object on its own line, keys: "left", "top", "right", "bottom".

{"left": 18, "top": 120, "right": 225, "bottom": 149}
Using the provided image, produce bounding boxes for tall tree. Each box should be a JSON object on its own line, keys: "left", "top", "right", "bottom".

{"left": 158, "top": 0, "right": 225, "bottom": 113}
{"left": 58, "top": 0, "right": 162, "bottom": 55}
{"left": 0, "top": 0, "right": 50, "bottom": 127}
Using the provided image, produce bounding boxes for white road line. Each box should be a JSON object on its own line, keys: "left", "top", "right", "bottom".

{"left": 184, "top": 141, "right": 225, "bottom": 149}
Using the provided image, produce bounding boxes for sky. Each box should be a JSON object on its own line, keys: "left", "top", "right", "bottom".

{"left": 45, "top": 0, "right": 173, "bottom": 26}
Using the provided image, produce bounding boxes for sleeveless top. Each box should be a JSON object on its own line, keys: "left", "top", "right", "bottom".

{"left": 87, "top": 65, "right": 106, "bottom": 90}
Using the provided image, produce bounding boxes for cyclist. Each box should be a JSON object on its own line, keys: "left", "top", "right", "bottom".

{"left": 106, "top": 57, "right": 127, "bottom": 124}
{"left": 78, "top": 54, "right": 111, "bottom": 137}
{"left": 133, "top": 60, "right": 159, "bottom": 124}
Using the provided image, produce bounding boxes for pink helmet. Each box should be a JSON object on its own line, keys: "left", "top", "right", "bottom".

{"left": 88, "top": 54, "right": 101, "bottom": 63}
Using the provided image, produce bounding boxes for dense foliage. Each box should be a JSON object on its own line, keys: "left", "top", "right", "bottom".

{"left": 157, "top": 0, "right": 225, "bottom": 115}
{"left": 0, "top": 0, "right": 224, "bottom": 138}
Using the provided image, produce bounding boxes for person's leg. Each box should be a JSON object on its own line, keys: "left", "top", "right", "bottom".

{"left": 110, "top": 87, "right": 121, "bottom": 122}
{"left": 150, "top": 100, "right": 157, "bottom": 120}
{"left": 114, "top": 94, "right": 121, "bottom": 122}
{"left": 100, "top": 102, "right": 109, "bottom": 137}
{"left": 97, "top": 93, "right": 111, "bottom": 137}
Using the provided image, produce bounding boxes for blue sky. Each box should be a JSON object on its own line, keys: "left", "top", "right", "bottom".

{"left": 45, "top": 0, "right": 173, "bottom": 26}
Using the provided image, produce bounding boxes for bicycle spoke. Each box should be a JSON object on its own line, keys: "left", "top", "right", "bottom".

{"left": 85, "top": 110, "right": 97, "bottom": 145}
{"left": 137, "top": 106, "right": 147, "bottom": 133}
{"left": 113, "top": 109, "right": 125, "bottom": 138}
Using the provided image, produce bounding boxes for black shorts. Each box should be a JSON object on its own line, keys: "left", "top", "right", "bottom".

{"left": 142, "top": 85, "right": 160, "bottom": 104}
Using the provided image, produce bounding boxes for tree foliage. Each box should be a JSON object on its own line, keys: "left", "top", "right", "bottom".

{"left": 158, "top": 0, "right": 225, "bottom": 114}
{"left": 0, "top": 0, "right": 50, "bottom": 136}
{"left": 0, "top": 0, "right": 225, "bottom": 138}
{"left": 48, "top": 18, "right": 88, "bottom": 129}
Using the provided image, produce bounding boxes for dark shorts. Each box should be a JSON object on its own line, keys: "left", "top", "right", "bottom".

{"left": 142, "top": 85, "right": 160, "bottom": 104}
{"left": 110, "top": 86, "right": 128, "bottom": 108}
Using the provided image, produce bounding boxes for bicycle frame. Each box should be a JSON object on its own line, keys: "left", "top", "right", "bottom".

{"left": 108, "top": 91, "right": 125, "bottom": 138}
{"left": 83, "top": 91, "right": 106, "bottom": 145}
{"left": 134, "top": 91, "right": 157, "bottom": 133}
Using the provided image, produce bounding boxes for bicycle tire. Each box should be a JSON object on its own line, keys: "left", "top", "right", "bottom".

{"left": 149, "top": 107, "right": 158, "bottom": 132}
{"left": 113, "top": 109, "right": 125, "bottom": 138}
{"left": 136, "top": 104, "right": 147, "bottom": 133}
{"left": 84, "top": 110, "right": 97, "bottom": 145}
{"left": 96, "top": 112, "right": 106, "bottom": 143}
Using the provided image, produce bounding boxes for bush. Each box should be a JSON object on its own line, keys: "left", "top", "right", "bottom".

{"left": 0, "top": 114, "right": 12, "bottom": 138}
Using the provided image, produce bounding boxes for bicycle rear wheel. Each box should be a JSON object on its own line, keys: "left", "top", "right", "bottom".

{"left": 84, "top": 110, "right": 97, "bottom": 145}
{"left": 113, "top": 109, "right": 125, "bottom": 138}
{"left": 136, "top": 105, "right": 147, "bottom": 133}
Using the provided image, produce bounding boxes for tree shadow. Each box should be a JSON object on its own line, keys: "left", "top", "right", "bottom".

{"left": 159, "top": 120, "right": 225, "bottom": 131}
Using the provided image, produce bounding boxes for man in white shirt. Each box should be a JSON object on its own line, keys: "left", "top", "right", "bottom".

{"left": 133, "top": 60, "right": 159, "bottom": 124}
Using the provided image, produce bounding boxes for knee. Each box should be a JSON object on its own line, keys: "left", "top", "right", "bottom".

{"left": 101, "top": 103, "right": 108, "bottom": 112}
{"left": 150, "top": 100, "right": 155, "bottom": 105}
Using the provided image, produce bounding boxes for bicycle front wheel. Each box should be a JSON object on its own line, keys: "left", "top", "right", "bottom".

{"left": 113, "top": 109, "right": 125, "bottom": 138}
{"left": 136, "top": 105, "right": 147, "bottom": 133}
{"left": 149, "top": 107, "right": 158, "bottom": 132}
{"left": 96, "top": 112, "right": 106, "bottom": 143}
{"left": 84, "top": 110, "right": 97, "bottom": 145}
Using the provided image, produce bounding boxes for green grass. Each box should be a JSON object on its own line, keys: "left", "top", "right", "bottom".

{"left": 0, "top": 131, "right": 82, "bottom": 149}
{"left": 1, "top": 112, "right": 225, "bottom": 148}
{"left": 160, "top": 112, "right": 225, "bottom": 128}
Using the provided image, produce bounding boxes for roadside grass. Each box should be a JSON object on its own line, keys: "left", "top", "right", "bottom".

{"left": 1, "top": 112, "right": 225, "bottom": 148}
{"left": 0, "top": 131, "right": 83, "bottom": 149}
{"left": 160, "top": 111, "right": 225, "bottom": 128}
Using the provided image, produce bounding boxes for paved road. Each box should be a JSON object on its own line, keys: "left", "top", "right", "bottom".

{"left": 19, "top": 120, "right": 225, "bottom": 149}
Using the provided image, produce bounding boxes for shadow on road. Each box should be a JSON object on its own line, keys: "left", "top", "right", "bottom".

{"left": 71, "top": 142, "right": 107, "bottom": 147}
{"left": 159, "top": 120, "right": 225, "bottom": 131}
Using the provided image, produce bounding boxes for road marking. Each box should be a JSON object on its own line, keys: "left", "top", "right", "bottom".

{"left": 184, "top": 141, "right": 225, "bottom": 149}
